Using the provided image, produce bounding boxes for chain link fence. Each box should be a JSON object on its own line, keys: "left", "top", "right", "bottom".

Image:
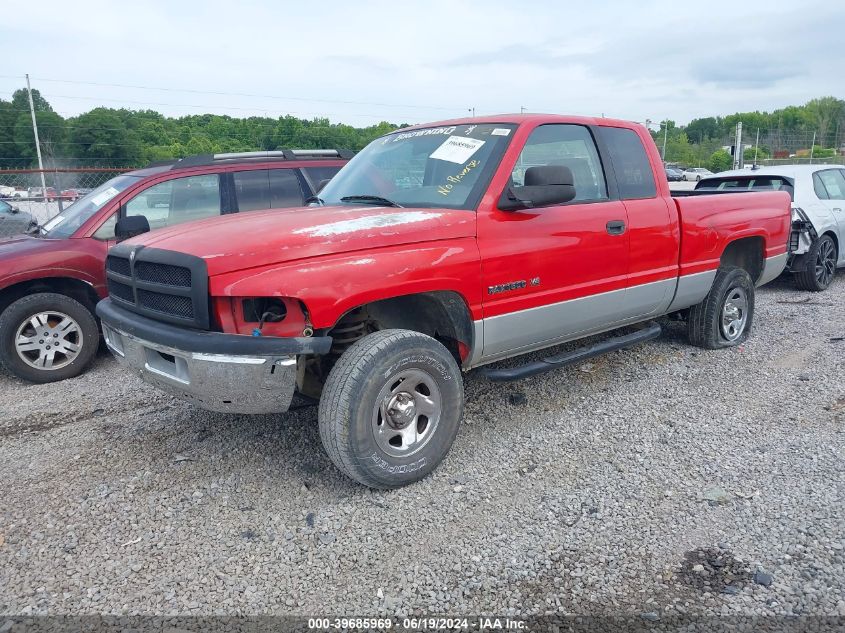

{"left": 0, "top": 168, "right": 130, "bottom": 223}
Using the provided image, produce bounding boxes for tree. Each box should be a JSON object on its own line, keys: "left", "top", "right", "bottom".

{"left": 743, "top": 145, "right": 770, "bottom": 161}
{"left": 10, "top": 88, "right": 53, "bottom": 113}
{"left": 708, "top": 149, "right": 733, "bottom": 173}
{"left": 12, "top": 110, "right": 66, "bottom": 164}
{"left": 811, "top": 146, "right": 836, "bottom": 159}
{"left": 805, "top": 97, "right": 845, "bottom": 147}
{"left": 66, "top": 108, "right": 142, "bottom": 164}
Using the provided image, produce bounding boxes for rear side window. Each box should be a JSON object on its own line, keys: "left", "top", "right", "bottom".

{"left": 232, "top": 169, "right": 304, "bottom": 212}
{"left": 269, "top": 169, "right": 305, "bottom": 207}
{"left": 599, "top": 127, "right": 657, "bottom": 199}
{"left": 697, "top": 176, "right": 794, "bottom": 199}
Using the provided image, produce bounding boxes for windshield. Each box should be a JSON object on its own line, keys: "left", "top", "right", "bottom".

{"left": 318, "top": 123, "right": 517, "bottom": 210}
{"left": 42, "top": 174, "right": 142, "bottom": 238}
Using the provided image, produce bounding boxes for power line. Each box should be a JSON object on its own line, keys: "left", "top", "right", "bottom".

{"left": 0, "top": 74, "right": 463, "bottom": 113}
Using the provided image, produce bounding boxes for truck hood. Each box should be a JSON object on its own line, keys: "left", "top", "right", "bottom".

{"left": 128, "top": 205, "right": 476, "bottom": 276}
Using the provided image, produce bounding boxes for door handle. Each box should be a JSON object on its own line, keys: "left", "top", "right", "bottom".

{"left": 606, "top": 220, "right": 626, "bottom": 235}
{"left": 833, "top": 207, "right": 842, "bottom": 212}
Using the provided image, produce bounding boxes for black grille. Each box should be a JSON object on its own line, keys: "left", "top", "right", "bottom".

{"left": 135, "top": 261, "right": 192, "bottom": 287}
{"left": 137, "top": 289, "right": 194, "bottom": 319}
{"left": 105, "top": 245, "right": 209, "bottom": 328}
{"left": 107, "top": 279, "right": 134, "bottom": 303}
{"left": 106, "top": 255, "right": 131, "bottom": 277}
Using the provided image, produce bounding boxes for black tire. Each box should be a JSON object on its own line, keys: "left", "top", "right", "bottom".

{"left": 794, "top": 234, "right": 837, "bottom": 292}
{"left": 687, "top": 266, "right": 755, "bottom": 349}
{"left": 0, "top": 292, "right": 99, "bottom": 383}
{"left": 318, "top": 329, "right": 464, "bottom": 489}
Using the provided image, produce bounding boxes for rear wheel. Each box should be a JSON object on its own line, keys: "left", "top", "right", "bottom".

{"left": 687, "top": 266, "right": 755, "bottom": 349}
{"left": 318, "top": 329, "right": 464, "bottom": 488}
{"left": 794, "top": 234, "right": 837, "bottom": 292}
{"left": 0, "top": 292, "right": 99, "bottom": 383}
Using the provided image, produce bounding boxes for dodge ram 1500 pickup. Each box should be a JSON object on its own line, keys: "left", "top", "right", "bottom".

{"left": 97, "top": 114, "right": 792, "bottom": 488}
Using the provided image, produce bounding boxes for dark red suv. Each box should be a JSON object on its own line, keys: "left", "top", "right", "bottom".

{"left": 0, "top": 150, "right": 350, "bottom": 383}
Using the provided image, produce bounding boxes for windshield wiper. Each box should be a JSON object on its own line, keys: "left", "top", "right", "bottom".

{"left": 340, "top": 195, "right": 403, "bottom": 208}
{"left": 305, "top": 195, "right": 324, "bottom": 205}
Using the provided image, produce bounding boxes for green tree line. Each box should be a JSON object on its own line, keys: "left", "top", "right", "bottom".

{"left": 649, "top": 96, "right": 844, "bottom": 172}
{"left": 0, "top": 88, "right": 405, "bottom": 168}
{"left": 1, "top": 88, "right": 843, "bottom": 172}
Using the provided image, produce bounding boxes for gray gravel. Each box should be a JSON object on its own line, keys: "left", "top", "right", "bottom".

{"left": 0, "top": 274, "right": 843, "bottom": 618}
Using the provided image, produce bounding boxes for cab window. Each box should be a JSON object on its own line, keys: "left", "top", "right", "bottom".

{"left": 512, "top": 124, "right": 607, "bottom": 202}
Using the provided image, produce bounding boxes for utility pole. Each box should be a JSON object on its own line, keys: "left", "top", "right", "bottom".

{"left": 733, "top": 121, "right": 743, "bottom": 170}
{"left": 661, "top": 121, "right": 669, "bottom": 163}
{"left": 26, "top": 74, "right": 48, "bottom": 201}
{"left": 520, "top": 106, "right": 526, "bottom": 114}
{"left": 753, "top": 128, "right": 760, "bottom": 167}
{"left": 468, "top": 107, "right": 475, "bottom": 117}
{"left": 809, "top": 131, "right": 816, "bottom": 164}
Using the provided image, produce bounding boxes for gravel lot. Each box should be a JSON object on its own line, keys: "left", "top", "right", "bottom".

{"left": 0, "top": 274, "right": 843, "bottom": 620}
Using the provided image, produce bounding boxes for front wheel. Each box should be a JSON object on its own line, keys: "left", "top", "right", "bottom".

{"left": 318, "top": 329, "right": 464, "bottom": 488}
{"left": 794, "top": 234, "right": 837, "bottom": 292}
{"left": 687, "top": 266, "right": 755, "bottom": 349}
{"left": 0, "top": 292, "right": 99, "bottom": 383}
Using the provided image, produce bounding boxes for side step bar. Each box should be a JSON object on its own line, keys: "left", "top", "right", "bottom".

{"left": 480, "top": 322, "right": 662, "bottom": 382}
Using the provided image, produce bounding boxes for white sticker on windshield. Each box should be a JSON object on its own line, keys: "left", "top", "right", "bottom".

{"left": 42, "top": 215, "right": 65, "bottom": 231}
{"left": 491, "top": 128, "right": 511, "bottom": 136}
{"left": 430, "top": 136, "right": 486, "bottom": 164}
{"left": 90, "top": 186, "right": 120, "bottom": 207}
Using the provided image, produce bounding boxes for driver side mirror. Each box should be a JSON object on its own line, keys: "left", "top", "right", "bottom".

{"left": 499, "top": 165, "right": 576, "bottom": 211}
{"left": 115, "top": 215, "right": 150, "bottom": 241}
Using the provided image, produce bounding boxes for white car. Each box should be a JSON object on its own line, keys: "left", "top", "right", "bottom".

{"left": 695, "top": 165, "right": 845, "bottom": 291}
{"left": 682, "top": 167, "right": 714, "bottom": 181}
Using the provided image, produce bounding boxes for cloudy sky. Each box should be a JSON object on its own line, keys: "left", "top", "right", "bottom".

{"left": 2, "top": 0, "right": 842, "bottom": 127}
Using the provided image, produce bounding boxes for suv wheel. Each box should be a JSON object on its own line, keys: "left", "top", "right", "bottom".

{"left": 687, "top": 266, "right": 755, "bottom": 349}
{"left": 0, "top": 293, "right": 99, "bottom": 383}
{"left": 794, "top": 234, "right": 837, "bottom": 292}
{"left": 318, "top": 329, "right": 464, "bottom": 488}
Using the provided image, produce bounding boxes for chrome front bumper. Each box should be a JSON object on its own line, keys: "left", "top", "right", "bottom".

{"left": 96, "top": 298, "right": 332, "bottom": 414}
{"left": 102, "top": 323, "right": 298, "bottom": 414}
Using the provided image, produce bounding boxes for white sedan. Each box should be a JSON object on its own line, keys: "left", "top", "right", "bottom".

{"left": 695, "top": 165, "right": 845, "bottom": 291}
{"left": 682, "top": 167, "right": 714, "bottom": 181}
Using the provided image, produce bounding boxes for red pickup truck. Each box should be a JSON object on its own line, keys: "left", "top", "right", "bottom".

{"left": 97, "top": 115, "right": 791, "bottom": 488}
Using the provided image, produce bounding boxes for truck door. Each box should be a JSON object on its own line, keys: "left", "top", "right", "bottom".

{"left": 477, "top": 123, "right": 629, "bottom": 360}
{"left": 597, "top": 126, "right": 679, "bottom": 318}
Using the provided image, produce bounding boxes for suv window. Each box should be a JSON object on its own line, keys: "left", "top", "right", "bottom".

{"left": 599, "top": 127, "right": 657, "bottom": 199}
{"left": 815, "top": 169, "right": 845, "bottom": 200}
{"left": 512, "top": 124, "right": 607, "bottom": 202}
{"left": 270, "top": 169, "right": 305, "bottom": 208}
{"left": 125, "top": 174, "right": 221, "bottom": 230}
{"left": 232, "top": 169, "right": 304, "bottom": 212}
{"left": 303, "top": 166, "right": 342, "bottom": 192}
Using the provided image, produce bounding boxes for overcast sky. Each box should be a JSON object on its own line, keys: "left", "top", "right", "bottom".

{"left": 2, "top": 0, "right": 842, "bottom": 128}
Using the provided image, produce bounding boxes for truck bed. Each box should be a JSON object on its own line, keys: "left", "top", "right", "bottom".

{"left": 672, "top": 190, "right": 792, "bottom": 277}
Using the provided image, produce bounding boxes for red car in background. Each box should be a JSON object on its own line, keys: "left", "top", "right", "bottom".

{"left": 0, "top": 150, "right": 350, "bottom": 383}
